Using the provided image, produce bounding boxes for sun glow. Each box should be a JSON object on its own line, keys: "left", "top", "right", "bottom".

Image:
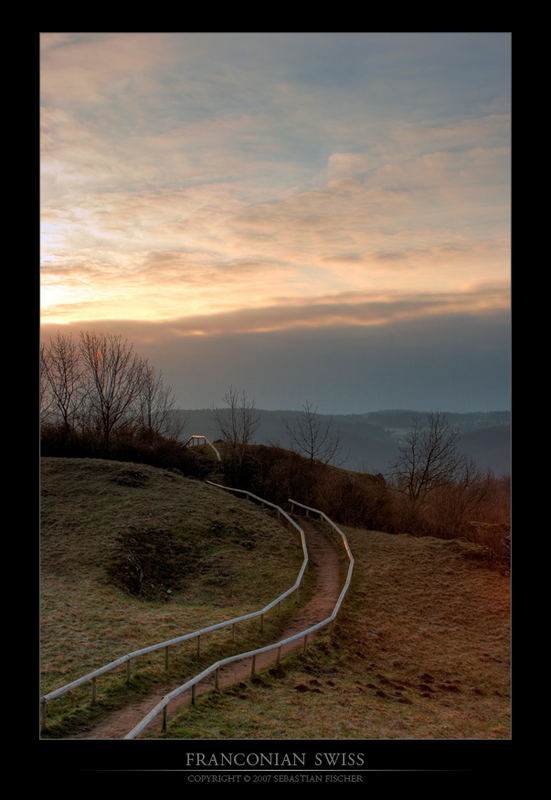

{"left": 40, "top": 283, "right": 79, "bottom": 311}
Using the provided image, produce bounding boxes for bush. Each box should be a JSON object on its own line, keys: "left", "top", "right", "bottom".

{"left": 219, "top": 444, "right": 394, "bottom": 532}
{"left": 106, "top": 526, "right": 201, "bottom": 601}
{"left": 40, "top": 422, "right": 215, "bottom": 480}
{"left": 40, "top": 423, "right": 102, "bottom": 458}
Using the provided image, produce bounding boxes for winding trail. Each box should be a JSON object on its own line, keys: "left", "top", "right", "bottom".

{"left": 74, "top": 519, "right": 341, "bottom": 740}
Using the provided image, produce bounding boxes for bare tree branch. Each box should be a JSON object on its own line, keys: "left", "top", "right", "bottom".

{"left": 40, "top": 332, "right": 86, "bottom": 429}
{"left": 79, "top": 332, "right": 146, "bottom": 449}
{"left": 214, "top": 385, "right": 260, "bottom": 450}
{"left": 137, "top": 361, "right": 182, "bottom": 439}
{"left": 285, "top": 401, "right": 342, "bottom": 465}
{"left": 392, "top": 412, "right": 463, "bottom": 508}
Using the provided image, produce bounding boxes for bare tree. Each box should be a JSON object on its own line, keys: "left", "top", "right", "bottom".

{"left": 40, "top": 332, "right": 86, "bottom": 429}
{"left": 214, "top": 385, "right": 260, "bottom": 449}
{"left": 391, "top": 412, "right": 463, "bottom": 508}
{"left": 40, "top": 343, "right": 54, "bottom": 425}
{"left": 137, "top": 360, "right": 183, "bottom": 440}
{"left": 79, "top": 332, "right": 146, "bottom": 449}
{"left": 213, "top": 385, "right": 260, "bottom": 478}
{"left": 285, "top": 400, "right": 342, "bottom": 465}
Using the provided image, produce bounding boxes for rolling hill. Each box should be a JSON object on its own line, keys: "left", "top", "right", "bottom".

{"left": 171, "top": 408, "right": 511, "bottom": 475}
{"left": 40, "top": 455, "right": 510, "bottom": 742}
{"left": 40, "top": 456, "right": 306, "bottom": 735}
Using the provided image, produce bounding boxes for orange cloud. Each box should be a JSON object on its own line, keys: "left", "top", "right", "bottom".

{"left": 41, "top": 282, "right": 509, "bottom": 340}
{"left": 40, "top": 35, "right": 510, "bottom": 333}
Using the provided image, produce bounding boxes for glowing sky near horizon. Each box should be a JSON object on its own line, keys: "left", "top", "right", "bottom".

{"left": 40, "top": 32, "right": 511, "bottom": 413}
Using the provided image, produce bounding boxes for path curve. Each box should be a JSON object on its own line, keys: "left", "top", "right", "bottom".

{"left": 73, "top": 519, "right": 341, "bottom": 740}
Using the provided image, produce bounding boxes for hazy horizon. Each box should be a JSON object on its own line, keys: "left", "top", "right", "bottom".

{"left": 172, "top": 406, "right": 512, "bottom": 415}
{"left": 41, "top": 309, "right": 511, "bottom": 415}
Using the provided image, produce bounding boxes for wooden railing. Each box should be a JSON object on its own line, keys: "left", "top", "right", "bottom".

{"left": 183, "top": 434, "right": 221, "bottom": 461}
{"left": 40, "top": 472, "right": 355, "bottom": 738}
{"left": 123, "top": 494, "right": 354, "bottom": 739}
{"left": 39, "top": 482, "right": 308, "bottom": 731}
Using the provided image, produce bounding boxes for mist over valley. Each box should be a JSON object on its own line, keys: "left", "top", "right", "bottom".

{"left": 172, "top": 408, "right": 511, "bottom": 477}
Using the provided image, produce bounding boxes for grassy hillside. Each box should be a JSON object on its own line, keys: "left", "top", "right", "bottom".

{"left": 158, "top": 521, "right": 511, "bottom": 740}
{"left": 40, "top": 457, "right": 305, "bottom": 735}
{"left": 40, "top": 456, "right": 510, "bottom": 740}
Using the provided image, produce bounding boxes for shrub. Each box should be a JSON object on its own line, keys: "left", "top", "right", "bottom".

{"left": 106, "top": 526, "right": 201, "bottom": 601}
{"left": 40, "top": 422, "right": 214, "bottom": 480}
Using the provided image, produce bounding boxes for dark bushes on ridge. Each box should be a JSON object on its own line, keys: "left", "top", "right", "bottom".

{"left": 216, "top": 443, "right": 510, "bottom": 565}
{"left": 40, "top": 423, "right": 213, "bottom": 480}
{"left": 40, "top": 425, "right": 510, "bottom": 565}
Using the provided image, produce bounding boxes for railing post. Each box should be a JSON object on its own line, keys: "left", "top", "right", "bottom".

{"left": 112, "top": 500, "right": 353, "bottom": 740}
{"left": 162, "top": 705, "right": 167, "bottom": 732}
{"left": 40, "top": 700, "right": 47, "bottom": 731}
{"left": 232, "top": 623, "right": 236, "bottom": 642}
{"left": 41, "top": 493, "right": 350, "bottom": 730}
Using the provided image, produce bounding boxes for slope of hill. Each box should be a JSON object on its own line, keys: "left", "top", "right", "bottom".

{"left": 172, "top": 408, "right": 511, "bottom": 475}
{"left": 40, "top": 457, "right": 305, "bottom": 735}
{"left": 40, "top": 454, "right": 510, "bottom": 743}
{"left": 159, "top": 520, "right": 511, "bottom": 740}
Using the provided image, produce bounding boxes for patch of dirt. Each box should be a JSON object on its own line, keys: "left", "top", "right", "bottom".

{"left": 73, "top": 519, "right": 342, "bottom": 739}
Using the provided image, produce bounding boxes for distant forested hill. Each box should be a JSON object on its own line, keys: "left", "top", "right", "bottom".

{"left": 171, "top": 408, "right": 510, "bottom": 477}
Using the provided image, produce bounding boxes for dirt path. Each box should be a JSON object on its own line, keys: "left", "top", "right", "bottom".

{"left": 74, "top": 519, "right": 342, "bottom": 739}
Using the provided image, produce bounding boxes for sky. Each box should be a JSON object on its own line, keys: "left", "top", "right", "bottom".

{"left": 40, "top": 32, "right": 511, "bottom": 414}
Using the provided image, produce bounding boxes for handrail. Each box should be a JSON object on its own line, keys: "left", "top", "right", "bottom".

{"left": 124, "top": 498, "right": 354, "bottom": 739}
{"left": 289, "top": 498, "right": 355, "bottom": 561}
{"left": 40, "top": 482, "right": 308, "bottom": 714}
{"left": 183, "top": 434, "right": 221, "bottom": 461}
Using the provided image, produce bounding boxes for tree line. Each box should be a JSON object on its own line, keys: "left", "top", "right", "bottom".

{"left": 40, "top": 330, "right": 510, "bottom": 562}
{"left": 199, "top": 383, "right": 509, "bottom": 562}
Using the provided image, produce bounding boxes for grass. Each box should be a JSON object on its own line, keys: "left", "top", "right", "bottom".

{"left": 40, "top": 457, "right": 307, "bottom": 736}
{"left": 157, "top": 523, "right": 511, "bottom": 740}
{"left": 40, "top": 456, "right": 510, "bottom": 740}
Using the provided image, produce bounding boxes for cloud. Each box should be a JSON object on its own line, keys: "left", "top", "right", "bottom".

{"left": 40, "top": 33, "right": 176, "bottom": 107}
{"left": 42, "top": 281, "right": 510, "bottom": 340}
{"left": 40, "top": 306, "right": 511, "bottom": 414}
{"left": 40, "top": 30, "right": 511, "bottom": 401}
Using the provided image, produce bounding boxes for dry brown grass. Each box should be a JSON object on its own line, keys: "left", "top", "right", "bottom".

{"left": 40, "top": 457, "right": 304, "bottom": 708}
{"left": 162, "top": 523, "right": 511, "bottom": 740}
{"left": 40, "top": 457, "right": 510, "bottom": 741}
